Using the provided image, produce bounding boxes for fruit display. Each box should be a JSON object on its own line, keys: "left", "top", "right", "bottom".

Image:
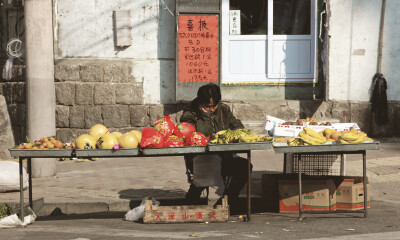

{"left": 185, "top": 132, "right": 209, "bottom": 146}
{"left": 75, "top": 124, "right": 141, "bottom": 149}
{"left": 338, "top": 128, "right": 373, "bottom": 144}
{"left": 129, "top": 130, "right": 142, "bottom": 142}
{"left": 273, "top": 137, "right": 288, "bottom": 143}
{"left": 76, "top": 134, "right": 97, "bottom": 149}
{"left": 209, "top": 129, "right": 272, "bottom": 144}
{"left": 97, "top": 133, "right": 119, "bottom": 149}
{"left": 89, "top": 124, "right": 110, "bottom": 140}
{"left": 118, "top": 133, "right": 139, "bottom": 148}
{"left": 15, "top": 136, "right": 71, "bottom": 149}
{"left": 281, "top": 118, "right": 331, "bottom": 126}
{"left": 277, "top": 127, "right": 373, "bottom": 146}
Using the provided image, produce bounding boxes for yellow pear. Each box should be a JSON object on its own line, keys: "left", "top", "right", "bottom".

{"left": 118, "top": 133, "right": 139, "bottom": 148}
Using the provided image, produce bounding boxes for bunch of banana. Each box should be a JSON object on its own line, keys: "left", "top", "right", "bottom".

{"left": 274, "top": 137, "right": 287, "bottom": 143}
{"left": 209, "top": 129, "right": 272, "bottom": 144}
{"left": 339, "top": 128, "right": 372, "bottom": 144}
{"left": 287, "top": 137, "right": 303, "bottom": 146}
{"left": 298, "top": 128, "right": 327, "bottom": 145}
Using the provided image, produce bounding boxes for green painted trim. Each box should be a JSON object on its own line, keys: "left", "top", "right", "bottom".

{"left": 337, "top": 201, "right": 370, "bottom": 205}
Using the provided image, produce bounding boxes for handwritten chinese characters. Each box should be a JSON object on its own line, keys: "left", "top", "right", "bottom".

{"left": 229, "top": 10, "right": 241, "bottom": 35}
{"left": 178, "top": 15, "right": 219, "bottom": 83}
{"left": 154, "top": 211, "right": 218, "bottom": 222}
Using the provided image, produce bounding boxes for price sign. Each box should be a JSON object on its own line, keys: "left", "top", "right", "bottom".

{"left": 178, "top": 15, "right": 219, "bottom": 83}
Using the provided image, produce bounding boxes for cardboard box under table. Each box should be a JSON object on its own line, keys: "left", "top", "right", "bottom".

{"left": 336, "top": 177, "right": 370, "bottom": 210}
{"left": 279, "top": 178, "right": 337, "bottom": 212}
{"left": 262, "top": 174, "right": 337, "bottom": 213}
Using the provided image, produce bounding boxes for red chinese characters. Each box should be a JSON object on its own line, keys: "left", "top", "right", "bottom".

{"left": 178, "top": 15, "right": 219, "bottom": 83}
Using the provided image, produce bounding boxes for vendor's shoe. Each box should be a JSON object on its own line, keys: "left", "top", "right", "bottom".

{"left": 185, "top": 185, "right": 208, "bottom": 205}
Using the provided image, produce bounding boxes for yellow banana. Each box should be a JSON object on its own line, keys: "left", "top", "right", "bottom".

{"left": 348, "top": 135, "right": 366, "bottom": 143}
{"left": 341, "top": 132, "right": 360, "bottom": 141}
{"left": 304, "top": 128, "right": 326, "bottom": 141}
{"left": 339, "top": 139, "right": 349, "bottom": 144}
{"left": 299, "top": 131, "right": 326, "bottom": 145}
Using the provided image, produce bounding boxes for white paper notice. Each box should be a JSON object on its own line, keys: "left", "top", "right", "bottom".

{"left": 230, "top": 10, "right": 240, "bottom": 35}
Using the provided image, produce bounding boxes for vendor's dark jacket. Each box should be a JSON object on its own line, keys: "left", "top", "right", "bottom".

{"left": 180, "top": 98, "right": 244, "bottom": 138}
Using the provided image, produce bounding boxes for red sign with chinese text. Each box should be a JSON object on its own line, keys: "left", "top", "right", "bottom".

{"left": 178, "top": 15, "right": 219, "bottom": 82}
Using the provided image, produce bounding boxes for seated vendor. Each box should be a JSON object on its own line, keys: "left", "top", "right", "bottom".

{"left": 180, "top": 83, "right": 252, "bottom": 208}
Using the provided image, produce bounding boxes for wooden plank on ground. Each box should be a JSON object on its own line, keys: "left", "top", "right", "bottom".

{"left": 143, "top": 196, "right": 229, "bottom": 223}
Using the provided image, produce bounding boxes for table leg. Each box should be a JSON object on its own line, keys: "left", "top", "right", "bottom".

{"left": 28, "top": 158, "right": 32, "bottom": 209}
{"left": 298, "top": 154, "right": 303, "bottom": 220}
{"left": 283, "top": 153, "right": 287, "bottom": 174}
{"left": 247, "top": 151, "right": 251, "bottom": 222}
{"left": 19, "top": 157, "right": 24, "bottom": 221}
{"left": 340, "top": 154, "right": 344, "bottom": 176}
{"left": 363, "top": 150, "right": 368, "bottom": 218}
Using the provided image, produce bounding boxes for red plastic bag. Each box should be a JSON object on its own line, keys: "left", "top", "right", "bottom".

{"left": 185, "top": 132, "right": 209, "bottom": 146}
{"left": 163, "top": 135, "right": 185, "bottom": 147}
{"left": 174, "top": 122, "right": 196, "bottom": 139}
{"left": 154, "top": 115, "right": 175, "bottom": 137}
{"left": 140, "top": 128, "right": 164, "bottom": 148}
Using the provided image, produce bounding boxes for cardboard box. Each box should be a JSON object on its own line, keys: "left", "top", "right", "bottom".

{"left": 305, "top": 124, "right": 334, "bottom": 133}
{"left": 331, "top": 123, "right": 361, "bottom": 132}
{"left": 143, "top": 196, "right": 229, "bottom": 223}
{"left": 273, "top": 124, "right": 305, "bottom": 137}
{"left": 336, "top": 178, "right": 370, "bottom": 210}
{"left": 278, "top": 178, "right": 337, "bottom": 212}
{"left": 264, "top": 115, "right": 286, "bottom": 135}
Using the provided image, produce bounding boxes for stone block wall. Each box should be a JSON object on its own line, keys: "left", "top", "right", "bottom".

{"left": 0, "top": 64, "right": 26, "bottom": 143}
{"left": 1, "top": 61, "right": 400, "bottom": 144}
{"left": 54, "top": 60, "right": 185, "bottom": 143}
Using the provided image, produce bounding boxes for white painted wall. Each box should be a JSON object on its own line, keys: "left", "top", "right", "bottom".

{"left": 54, "top": 0, "right": 176, "bottom": 104}
{"left": 54, "top": 0, "right": 400, "bottom": 103}
{"left": 328, "top": 0, "right": 400, "bottom": 101}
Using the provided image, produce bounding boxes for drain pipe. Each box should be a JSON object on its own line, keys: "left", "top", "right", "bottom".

{"left": 25, "top": 0, "right": 56, "bottom": 177}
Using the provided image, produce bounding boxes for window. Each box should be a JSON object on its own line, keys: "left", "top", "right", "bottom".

{"left": 222, "top": 0, "right": 316, "bottom": 83}
{"left": 229, "top": 0, "right": 268, "bottom": 35}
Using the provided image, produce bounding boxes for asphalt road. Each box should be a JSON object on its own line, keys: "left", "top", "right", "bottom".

{"left": 2, "top": 200, "right": 400, "bottom": 240}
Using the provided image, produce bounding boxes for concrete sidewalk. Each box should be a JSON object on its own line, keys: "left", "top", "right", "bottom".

{"left": 1, "top": 140, "right": 400, "bottom": 216}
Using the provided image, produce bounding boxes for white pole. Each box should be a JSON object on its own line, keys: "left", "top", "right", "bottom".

{"left": 25, "top": 0, "right": 57, "bottom": 177}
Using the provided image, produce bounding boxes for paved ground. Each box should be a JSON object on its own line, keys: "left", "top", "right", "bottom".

{"left": 1, "top": 139, "right": 400, "bottom": 239}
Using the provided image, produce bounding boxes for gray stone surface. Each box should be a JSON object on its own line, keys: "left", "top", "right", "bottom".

{"left": 232, "top": 103, "right": 269, "bottom": 122}
{"left": 149, "top": 104, "right": 164, "bottom": 127}
{"left": 331, "top": 101, "right": 351, "bottom": 122}
{"left": 350, "top": 102, "right": 372, "bottom": 134}
{"left": 115, "top": 83, "right": 143, "bottom": 105}
{"left": 101, "top": 105, "right": 130, "bottom": 128}
{"left": 55, "top": 105, "right": 70, "bottom": 128}
{"left": 0, "top": 95, "right": 14, "bottom": 159}
{"left": 104, "top": 64, "right": 127, "bottom": 83}
{"left": 54, "top": 64, "right": 80, "bottom": 82}
{"left": 148, "top": 104, "right": 180, "bottom": 126}
{"left": 129, "top": 105, "right": 149, "bottom": 127}
{"left": 7, "top": 103, "right": 25, "bottom": 127}
{"left": 55, "top": 82, "right": 75, "bottom": 106}
{"left": 11, "top": 65, "right": 25, "bottom": 82}
{"left": 2, "top": 82, "right": 25, "bottom": 104}
{"left": 94, "top": 84, "right": 115, "bottom": 105}
{"left": 84, "top": 106, "right": 103, "bottom": 129}
{"left": 75, "top": 83, "right": 94, "bottom": 105}
{"left": 56, "top": 128, "right": 88, "bottom": 143}
{"left": 80, "top": 65, "right": 103, "bottom": 82}
{"left": 69, "top": 106, "right": 85, "bottom": 128}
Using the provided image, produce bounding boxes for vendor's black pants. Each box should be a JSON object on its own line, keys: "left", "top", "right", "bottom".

{"left": 185, "top": 154, "right": 253, "bottom": 204}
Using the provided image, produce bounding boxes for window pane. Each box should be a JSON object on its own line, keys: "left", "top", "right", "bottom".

{"left": 229, "top": 0, "right": 268, "bottom": 35}
{"left": 273, "top": 0, "right": 310, "bottom": 35}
